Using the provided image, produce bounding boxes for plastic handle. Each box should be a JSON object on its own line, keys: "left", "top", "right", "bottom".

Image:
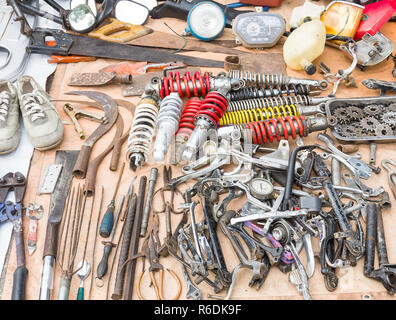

{"left": 11, "top": 266, "right": 28, "bottom": 300}
{"left": 97, "top": 244, "right": 113, "bottom": 279}
{"left": 99, "top": 202, "right": 115, "bottom": 238}
{"left": 58, "top": 277, "right": 71, "bottom": 300}
{"left": 77, "top": 286, "right": 84, "bottom": 300}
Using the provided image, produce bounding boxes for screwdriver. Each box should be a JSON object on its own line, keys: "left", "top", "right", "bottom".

{"left": 99, "top": 162, "right": 125, "bottom": 238}
{"left": 97, "top": 195, "right": 125, "bottom": 280}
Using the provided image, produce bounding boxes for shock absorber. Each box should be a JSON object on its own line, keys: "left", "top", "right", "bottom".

{"left": 219, "top": 103, "right": 326, "bottom": 126}
{"left": 218, "top": 116, "right": 328, "bottom": 144}
{"left": 227, "top": 84, "right": 317, "bottom": 101}
{"left": 182, "top": 89, "right": 228, "bottom": 162}
{"left": 153, "top": 93, "right": 183, "bottom": 162}
{"left": 228, "top": 70, "right": 329, "bottom": 90}
{"left": 171, "top": 97, "right": 203, "bottom": 164}
{"left": 126, "top": 93, "right": 160, "bottom": 171}
{"left": 227, "top": 95, "right": 330, "bottom": 112}
{"left": 158, "top": 71, "right": 242, "bottom": 99}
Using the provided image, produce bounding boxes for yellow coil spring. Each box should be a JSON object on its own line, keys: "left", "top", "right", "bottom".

{"left": 219, "top": 104, "right": 299, "bottom": 125}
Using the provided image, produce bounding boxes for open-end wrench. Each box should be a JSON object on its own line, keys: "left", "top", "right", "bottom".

{"left": 181, "top": 263, "right": 202, "bottom": 300}
{"left": 220, "top": 221, "right": 266, "bottom": 286}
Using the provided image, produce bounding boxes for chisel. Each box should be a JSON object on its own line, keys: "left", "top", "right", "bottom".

{"left": 99, "top": 162, "right": 125, "bottom": 237}
{"left": 97, "top": 195, "right": 125, "bottom": 279}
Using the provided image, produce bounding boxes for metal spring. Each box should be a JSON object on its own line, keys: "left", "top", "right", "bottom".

{"left": 159, "top": 71, "right": 210, "bottom": 99}
{"left": 236, "top": 116, "right": 306, "bottom": 144}
{"left": 227, "top": 84, "right": 311, "bottom": 101}
{"left": 227, "top": 95, "right": 312, "bottom": 112}
{"left": 176, "top": 97, "right": 202, "bottom": 141}
{"left": 196, "top": 91, "right": 228, "bottom": 125}
{"left": 228, "top": 70, "right": 290, "bottom": 87}
{"left": 126, "top": 102, "right": 159, "bottom": 163}
{"left": 219, "top": 104, "right": 299, "bottom": 126}
{"left": 157, "top": 93, "right": 183, "bottom": 130}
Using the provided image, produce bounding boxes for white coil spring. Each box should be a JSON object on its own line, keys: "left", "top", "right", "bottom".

{"left": 228, "top": 95, "right": 312, "bottom": 112}
{"left": 153, "top": 93, "right": 183, "bottom": 161}
{"left": 228, "top": 70, "right": 290, "bottom": 87}
{"left": 157, "top": 93, "right": 183, "bottom": 131}
{"left": 126, "top": 102, "right": 159, "bottom": 163}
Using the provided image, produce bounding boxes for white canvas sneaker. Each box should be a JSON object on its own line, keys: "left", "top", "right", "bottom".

{"left": 0, "top": 80, "right": 20, "bottom": 154}
{"left": 15, "top": 75, "right": 63, "bottom": 151}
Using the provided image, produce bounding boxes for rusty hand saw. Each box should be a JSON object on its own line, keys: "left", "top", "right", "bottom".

{"left": 27, "top": 28, "right": 224, "bottom": 68}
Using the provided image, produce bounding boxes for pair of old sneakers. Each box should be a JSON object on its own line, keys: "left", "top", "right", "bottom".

{"left": 0, "top": 76, "right": 63, "bottom": 154}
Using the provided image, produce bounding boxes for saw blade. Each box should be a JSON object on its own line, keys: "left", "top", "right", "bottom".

{"left": 28, "top": 28, "right": 224, "bottom": 69}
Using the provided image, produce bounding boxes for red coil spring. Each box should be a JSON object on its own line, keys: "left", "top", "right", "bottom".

{"left": 160, "top": 71, "right": 210, "bottom": 99}
{"left": 196, "top": 92, "right": 228, "bottom": 126}
{"left": 175, "top": 98, "right": 203, "bottom": 140}
{"left": 244, "top": 116, "right": 305, "bottom": 144}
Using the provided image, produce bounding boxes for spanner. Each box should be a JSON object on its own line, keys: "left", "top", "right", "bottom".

{"left": 181, "top": 263, "right": 202, "bottom": 300}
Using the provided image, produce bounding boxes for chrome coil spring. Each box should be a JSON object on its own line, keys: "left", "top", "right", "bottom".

{"left": 227, "top": 84, "right": 311, "bottom": 101}
{"left": 126, "top": 101, "right": 159, "bottom": 163}
{"left": 234, "top": 116, "right": 307, "bottom": 144}
{"left": 229, "top": 70, "right": 290, "bottom": 87}
{"left": 227, "top": 95, "right": 312, "bottom": 112}
{"left": 219, "top": 104, "right": 299, "bottom": 126}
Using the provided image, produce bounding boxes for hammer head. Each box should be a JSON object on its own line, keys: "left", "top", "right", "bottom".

{"left": 371, "top": 264, "right": 396, "bottom": 295}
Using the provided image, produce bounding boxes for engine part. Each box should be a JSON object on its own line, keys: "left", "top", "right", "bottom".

{"left": 362, "top": 78, "right": 396, "bottom": 96}
{"left": 153, "top": 93, "right": 183, "bottom": 161}
{"left": 182, "top": 90, "right": 229, "bottom": 162}
{"left": 325, "top": 96, "right": 396, "bottom": 142}
{"left": 228, "top": 70, "right": 328, "bottom": 89}
{"left": 232, "top": 12, "right": 285, "bottom": 48}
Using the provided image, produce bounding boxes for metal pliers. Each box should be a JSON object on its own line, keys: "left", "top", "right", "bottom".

{"left": 136, "top": 213, "right": 182, "bottom": 300}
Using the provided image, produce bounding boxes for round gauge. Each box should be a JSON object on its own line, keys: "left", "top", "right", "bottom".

{"left": 249, "top": 178, "right": 274, "bottom": 200}
{"left": 232, "top": 12, "right": 286, "bottom": 48}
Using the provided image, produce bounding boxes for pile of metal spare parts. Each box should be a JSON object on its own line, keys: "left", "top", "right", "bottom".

{"left": 1, "top": 0, "right": 396, "bottom": 302}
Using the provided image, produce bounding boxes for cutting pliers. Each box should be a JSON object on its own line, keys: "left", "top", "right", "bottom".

{"left": 136, "top": 213, "right": 182, "bottom": 300}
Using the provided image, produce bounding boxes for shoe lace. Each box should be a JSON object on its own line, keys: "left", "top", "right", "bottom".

{"left": 21, "top": 90, "right": 47, "bottom": 122}
{"left": 0, "top": 91, "right": 10, "bottom": 122}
